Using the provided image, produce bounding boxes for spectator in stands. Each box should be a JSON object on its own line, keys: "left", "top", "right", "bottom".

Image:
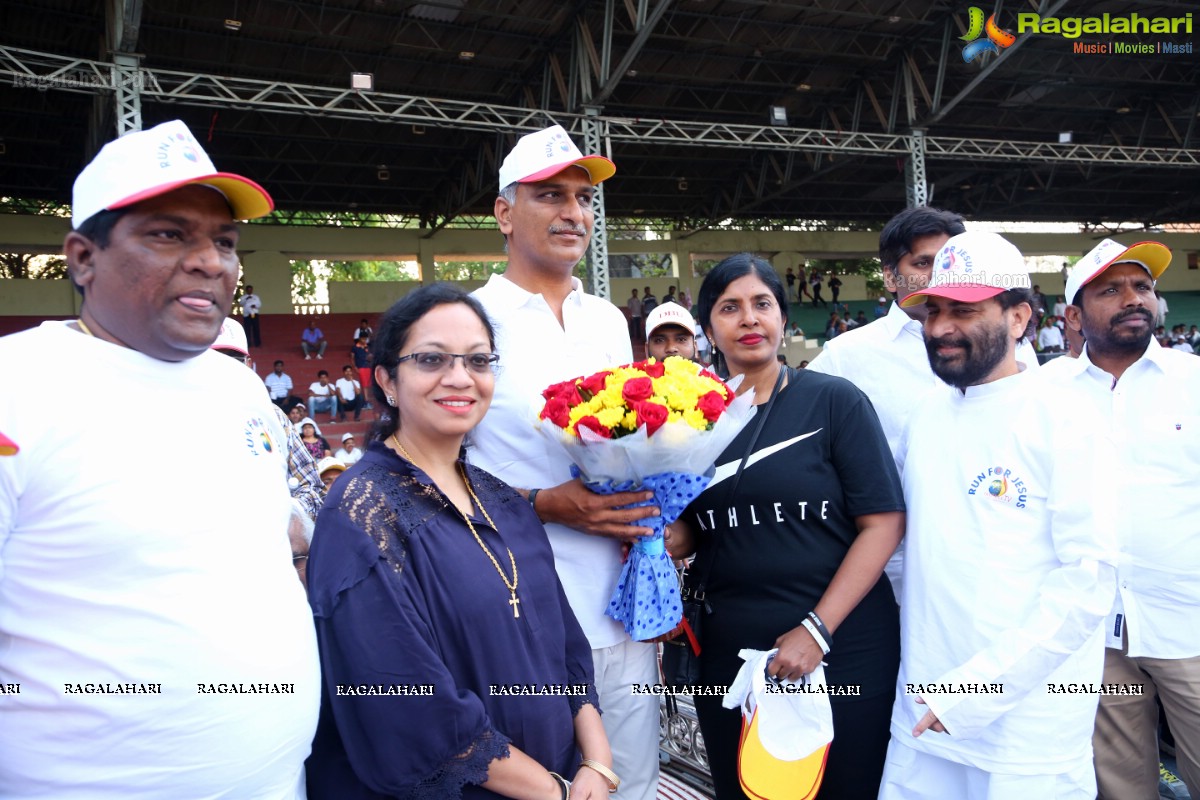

{"left": 301, "top": 320, "right": 327, "bottom": 360}
{"left": 854, "top": 310, "right": 869, "bottom": 328}
{"left": 824, "top": 312, "right": 841, "bottom": 340}
{"left": 335, "top": 365, "right": 363, "bottom": 422}
{"left": 644, "top": 302, "right": 697, "bottom": 362}
{"left": 1037, "top": 316, "right": 1065, "bottom": 352}
{"left": 1031, "top": 284, "right": 1049, "bottom": 319}
{"left": 307, "top": 369, "right": 339, "bottom": 423}
{"left": 798, "top": 359, "right": 809, "bottom": 368}
{"left": 828, "top": 273, "right": 843, "bottom": 305}
{"left": 785, "top": 267, "right": 798, "bottom": 302}
{"left": 469, "top": 125, "right": 657, "bottom": 800}
{"left": 334, "top": 432, "right": 362, "bottom": 466}
{"left": 1172, "top": 334, "right": 1195, "bottom": 354}
{"left": 1156, "top": 290, "right": 1170, "bottom": 327}
{"left": 314, "top": 456, "right": 346, "bottom": 490}
{"left": 239, "top": 284, "right": 262, "bottom": 347}
{"left": 641, "top": 285, "right": 658, "bottom": 314}
{"left": 299, "top": 417, "right": 332, "bottom": 461}
{"left": 810, "top": 269, "right": 828, "bottom": 307}
{"left": 288, "top": 402, "right": 306, "bottom": 425}
{"left": 1189, "top": 324, "right": 1200, "bottom": 349}
{"left": 0, "top": 118, "right": 317, "bottom": 796}
{"left": 352, "top": 336, "right": 372, "bottom": 401}
{"left": 663, "top": 285, "right": 678, "bottom": 305}
{"left": 1052, "top": 239, "right": 1200, "bottom": 799}
{"left": 351, "top": 317, "right": 372, "bottom": 344}
{"left": 265, "top": 359, "right": 301, "bottom": 411}
{"left": 1053, "top": 294, "right": 1067, "bottom": 318}
{"left": 789, "top": 321, "right": 804, "bottom": 337}
{"left": 626, "top": 287, "right": 643, "bottom": 342}
{"left": 214, "top": 318, "right": 324, "bottom": 521}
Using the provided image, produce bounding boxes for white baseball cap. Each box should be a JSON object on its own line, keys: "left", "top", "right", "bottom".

{"left": 341, "top": 432, "right": 356, "bottom": 443}
{"left": 211, "top": 317, "right": 249, "bottom": 356}
{"left": 72, "top": 119, "right": 273, "bottom": 228}
{"left": 901, "top": 231, "right": 1031, "bottom": 307}
{"left": 498, "top": 125, "right": 615, "bottom": 191}
{"left": 1064, "top": 239, "right": 1171, "bottom": 305}
{"left": 645, "top": 302, "right": 695, "bottom": 339}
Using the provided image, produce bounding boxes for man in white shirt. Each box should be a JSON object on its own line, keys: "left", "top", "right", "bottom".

{"left": 1052, "top": 238, "right": 1200, "bottom": 800}
{"left": 470, "top": 125, "right": 659, "bottom": 800}
{"left": 808, "top": 207, "right": 1038, "bottom": 601}
{"left": 879, "top": 232, "right": 1116, "bottom": 800}
{"left": 0, "top": 120, "right": 318, "bottom": 798}
{"left": 334, "top": 364, "right": 363, "bottom": 422}
{"left": 1038, "top": 317, "right": 1065, "bottom": 353}
{"left": 334, "top": 432, "right": 362, "bottom": 466}
{"left": 307, "top": 369, "right": 338, "bottom": 422}
{"left": 239, "top": 284, "right": 262, "bottom": 346}
{"left": 265, "top": 359, "right": 300, "bottom": 411}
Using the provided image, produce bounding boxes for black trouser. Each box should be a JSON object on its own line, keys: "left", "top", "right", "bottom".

{"left": 243, "top": 314, "right": 261, "bottom": 347}
{"left": 338, "top": 395, "right": 363, "bottom": 421}
{"left": 811, "top": 286, "right": 827, "bottom": 307}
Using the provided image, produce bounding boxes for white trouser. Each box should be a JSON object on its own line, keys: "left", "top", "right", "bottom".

{"left": 877, "top": 736, "right": 1095, "bottom": 800}
{"left": 592, "top": 639, "right": 660, "bottom": 800}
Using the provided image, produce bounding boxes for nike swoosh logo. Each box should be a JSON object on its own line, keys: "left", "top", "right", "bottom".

{"left": 709, "top": 430, "right": 823, "bottom": 487}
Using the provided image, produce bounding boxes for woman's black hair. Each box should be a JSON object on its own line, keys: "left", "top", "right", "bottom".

{"left": 696, "top": 253, "right": 788, "bottom": 376}
{"left": 368, "top": 283, "right": 497, "bottom": 443}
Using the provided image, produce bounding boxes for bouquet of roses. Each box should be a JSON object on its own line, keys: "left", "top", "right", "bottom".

{"left": 537, "top": 356, "right": 755, "bottom": 640}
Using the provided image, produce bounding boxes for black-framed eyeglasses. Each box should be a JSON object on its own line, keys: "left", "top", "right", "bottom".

{"left": 396, "top": 352, "right": 500, "bottom": 374}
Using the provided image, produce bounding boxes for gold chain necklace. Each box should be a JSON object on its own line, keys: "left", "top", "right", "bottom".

{"left": 390, "top": 434, "right": 521, "bottom": 619}
{"left": 76, "top": 318, "right": 95, "bottom": 337}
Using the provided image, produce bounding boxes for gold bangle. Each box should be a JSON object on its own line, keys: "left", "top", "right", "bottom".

{"left": 579, "top": 759, "right": 619, "bottom": 793}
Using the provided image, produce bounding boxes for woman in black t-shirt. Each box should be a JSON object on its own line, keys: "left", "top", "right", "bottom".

{"left": 668, "top": 253, "right": 905, "bottom": 800}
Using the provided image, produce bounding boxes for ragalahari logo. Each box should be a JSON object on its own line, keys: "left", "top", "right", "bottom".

{"left": 960, "top": 7, "right": 1017, "bottom": 62}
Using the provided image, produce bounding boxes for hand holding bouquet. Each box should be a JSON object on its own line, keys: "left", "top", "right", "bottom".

{"left": 538, "top": 356, "right": 755, "bottom": 640}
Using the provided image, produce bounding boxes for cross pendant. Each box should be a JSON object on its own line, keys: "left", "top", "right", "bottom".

{"left": 509, "top": 592, "right": 521, "bottom": 619}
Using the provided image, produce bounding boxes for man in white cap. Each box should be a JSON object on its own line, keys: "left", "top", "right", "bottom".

{"left": 644, "top": 301, "right": 698, "bottom": 362}
{"left": 1049, "top": 239, "right": 1200, "bottom": 799}
{"left": 470, "top": 124, "right": 657, "bottom": 799}
{"left": 878, "top": 232, "right": 1116, "bottom": 799}
{"left": 0, "top": 120, "right": 319, "bottom": 797}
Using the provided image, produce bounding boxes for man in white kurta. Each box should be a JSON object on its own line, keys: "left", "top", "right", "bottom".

{"left": 470, "top": 125, "right": 660, "bottom": 800}
{"left": 1052, "top": 238, "right": 1200, "bottom": 799}
{"left": 878, "top": 232, "right": 1116, "bottom": 799}
{"left": 0, "top": 121, "right": 318, "bottom": 797}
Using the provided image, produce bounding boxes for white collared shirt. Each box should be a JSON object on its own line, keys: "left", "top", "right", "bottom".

{"left": 470, "top": 274, "right": 633, "bottom": 648}
{"left": 1043, "top": 341, "right": 1200, "bottom": 659}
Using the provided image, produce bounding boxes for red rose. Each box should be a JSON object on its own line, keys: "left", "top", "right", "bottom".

{"left": 643, "top": 361, "right": 666, "bottom": 378}
{"left": 575, "top": 415, "right": 613, "bottom": 439}
{"left": 579, "top": 371, "right": 610, "bottom": 399}
{"left": 541, "top": 380, "right": 573, "bottom": 401}
{"left": 540, "top": 397, "right": 571, "bottom": 428}
{"left": 697, "top": 390, "right": 726, "bottom": 423}
{"left": 622, "top": 376, "right": 654, "bottom": 403}
{"left": 635, "top": 401, "right": 669, "bottom": 435}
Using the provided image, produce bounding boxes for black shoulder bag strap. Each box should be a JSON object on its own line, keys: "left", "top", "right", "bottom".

{"left": 685, "top": 363, "right": 788, "bottom": 612}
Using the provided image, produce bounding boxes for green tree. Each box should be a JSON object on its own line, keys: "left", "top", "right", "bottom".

{"left": 0, "top": 253, "right": 68, "bottom": 279}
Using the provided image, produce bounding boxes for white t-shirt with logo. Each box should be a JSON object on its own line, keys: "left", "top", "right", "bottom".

{"left": 0, "top": 322, "right": 319, "bottom": 798}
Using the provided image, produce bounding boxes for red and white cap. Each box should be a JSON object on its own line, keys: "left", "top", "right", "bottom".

{"left": 1064, "top": 239, "right": 1171, "bottom": 305}
{"left": 645, "top": 302, "right": 695, "bottom": 339}
{"left": 211, "top": 317, "right": 249, "bottom": 356}
{"left": 901, "top": 231, "right": 1031, "bottom": 307}
{"left": 498, "top": 125, "right": 615, "bottom": 191}
{"left": 72, "top": 119, "right": 273, "bottom": 229}
{"left": 0, "top": 431, "right": 17, "bottom": 456}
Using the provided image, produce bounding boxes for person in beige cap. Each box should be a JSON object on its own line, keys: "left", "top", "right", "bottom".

{"left": 0, "top": 120, "right": 318, "bottom": 797}
{"left": 879, "top": 232, "right": 1115, "bottom": 800}
{"left": 1048, "top": 239, "right": 1200, "bottom": 799}
{"left": 644, "top": 301, "right": 697, "bottom": 362}
{"left": 469, "top": 124, "right": 658, "bottom": 800}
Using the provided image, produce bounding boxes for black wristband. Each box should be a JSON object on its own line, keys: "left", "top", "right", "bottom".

{"left": 548, "top": 772, "right": 570, "bottom": 800}
{"left": 807, "top": 611, "right": 832, "bottom": 649}
{"left": 527, "top": 488, "right": 541, "bottom": 516}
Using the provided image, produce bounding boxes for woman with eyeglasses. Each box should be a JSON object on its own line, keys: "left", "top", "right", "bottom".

{"left": 305, "top": 283, "right": 615, "bottom": 800}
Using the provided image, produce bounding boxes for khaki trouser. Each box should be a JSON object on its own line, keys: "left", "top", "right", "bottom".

{"left": 1093, "top": 633, "right": 1200, "bottom": 800}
